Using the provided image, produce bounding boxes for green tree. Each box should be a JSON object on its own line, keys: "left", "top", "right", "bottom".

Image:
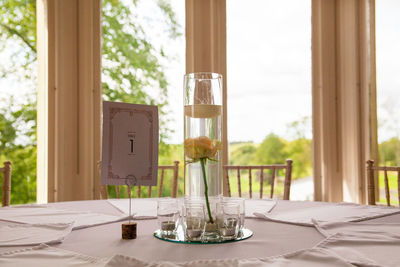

{"left": 286, "top": 116, "right": 311, "bottom": 140}
{"left": 379, "top": 137, "right": 400, "bottom": 166}
{"left": 0, "top": 0, "right": 36, "bottom": 79}
{"left": 102, "top": 0, "right": 181, "bottom": 140}
{"left": 0, "top": 1, "right": 38, "bottom": 204}
{"left": 285, "top": 116, "right": 312, "bottom": 178}
{"left": 229, "top": 143, "right": 256, "bottom": 165}
{"left": 285, "top": 138, "right": 312, "bottom": 178}
{"left": 253, "top": 133, "right": 287, "bottom": 165}
{"left": 0, "top": 99, "right": 37, "bottom": 204}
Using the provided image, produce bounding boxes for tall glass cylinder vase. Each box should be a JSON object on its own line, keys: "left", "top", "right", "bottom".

{"left": 184, "top": 73, "right": 223, "bottom": 201}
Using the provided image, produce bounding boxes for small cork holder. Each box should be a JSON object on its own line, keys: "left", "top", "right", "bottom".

{"left": 122, "top": 222, "right": 137, "bottom": 239}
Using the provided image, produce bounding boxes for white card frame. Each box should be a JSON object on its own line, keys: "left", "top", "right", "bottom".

{"left": 101, "top": 101, "right": 159, "bottom": 186}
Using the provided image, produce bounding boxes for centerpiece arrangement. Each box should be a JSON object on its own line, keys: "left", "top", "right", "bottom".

{"left": 154, "top": 73, "right": 253, "bottom": 244}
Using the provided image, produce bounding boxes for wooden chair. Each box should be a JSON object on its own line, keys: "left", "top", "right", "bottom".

{"left": 223, "top": 159, "right": 293, "bottom": 200}
{"left": 366, "top": 160, "right": 400, "bottom": 206}
{"left": 102, "top": 161, "right": 180, "bottom": 199}
{"left": 1, "top": 161, "right": 12, "bottom": 206}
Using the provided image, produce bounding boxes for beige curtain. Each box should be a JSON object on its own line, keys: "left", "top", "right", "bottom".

{"left": 312, "top": 0, "right": 378, "bottom": 203}
{"left": 37, "top": 0, "right": 102, "bottom": 202}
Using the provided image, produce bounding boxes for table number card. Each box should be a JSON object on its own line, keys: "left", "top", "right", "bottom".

{"left": 101, "top": 101, "right": 159, "bottom": 186}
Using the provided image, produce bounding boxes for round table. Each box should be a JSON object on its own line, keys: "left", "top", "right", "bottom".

{"left": 1, "top": 199, "right": 398, "bottom": 262}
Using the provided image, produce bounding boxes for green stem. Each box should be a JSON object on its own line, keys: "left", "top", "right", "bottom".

{"left": 200, "top": 158, "right": 213, "bottom": 223}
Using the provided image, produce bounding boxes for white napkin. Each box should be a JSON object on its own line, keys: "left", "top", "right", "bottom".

{"left": 0, "top": 206, "right": 129, "bottom": 230}
{"left": 105, "top": 248, "right": 357, "bottom": 267}
{"left": 0, "top": 244, "right": 106, "bottom": 267}
{"left": 245, "top": 199, "right": 276, "bottom": 217}
{"left": 316, "top": 232, "right": 400, "bottom": 267}
{"left": 107, "top": 199, "right": 157, "bottom": 219}
{"left": 254, "top": 202, "right": 400, "bottom": 226}
{"left": 313, "top": 220, "right": 400, "bottom": 238}
{"left": 0, "top": 223, "right": 73, "bottom": 246}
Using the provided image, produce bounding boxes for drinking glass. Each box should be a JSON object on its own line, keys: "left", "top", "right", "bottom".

{"left": 184, "top": 195, "right": 221, "bottom": 241}
{"left": 222, "top": 197, "right": 245, "bottom": 233}
{"left": 216, "top": 202, "right": 240, "bottom": 240}
{"left": 157, "top": 198, "right": 179, "bottom": 237}
{"left": 183, "top": 203, "right": 205, "bottom": 241}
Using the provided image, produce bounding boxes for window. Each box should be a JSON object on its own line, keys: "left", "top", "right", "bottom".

{"left": 227, "top": 0, "right": 312, "bottom": 200}
{"left": 0, "top": 2, "right": 37, "bottom": 204}
{"left": 101, "top": 0, "right": 185, "bottom": 197}
{"left": 376, "top": 0, "right": 400, "bottom": 205}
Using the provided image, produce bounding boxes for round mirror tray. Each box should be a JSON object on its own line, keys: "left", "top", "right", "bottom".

{"left": 154, "top": 227, "right": 253, "bottom": 244}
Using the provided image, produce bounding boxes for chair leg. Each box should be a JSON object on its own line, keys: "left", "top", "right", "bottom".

{"left": 2, "top": 161, "right": 11, "bottom": 206}
{"left": 366, "top": 160, "right": 376, "bottom": 205}
{"left": 283, "top": 159, "right": 293, "bottom": 200}
{"left": 249, "top": 168, "right": 252, "bottom": 199}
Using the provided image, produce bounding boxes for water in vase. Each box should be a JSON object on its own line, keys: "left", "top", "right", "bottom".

{"left": 184, "top": 104, "right": 222, "bottom": 198}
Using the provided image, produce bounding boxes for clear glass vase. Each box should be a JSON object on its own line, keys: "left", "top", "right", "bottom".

{"left": 184, "top": 73, "right": 223, "bottom": 241}
{"left": 184, "top": 72, "right": 223, "bottom": 200}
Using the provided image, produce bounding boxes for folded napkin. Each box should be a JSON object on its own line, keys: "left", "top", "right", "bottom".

{"left": 0, "top": 206, "right": 129, "bottom": 230}
{"left": 0, "top": 223, "right": 73, "bottom": 247}
{"left": 0, "top": 244, "right": 106, "bottom": 267}
{"left": 254, "top": 202, "right": 400, "bottom": 226}
{"left": 316, "top": 232, "right": 400, "bottom": 267}
{"left": 245, "top": 199, "right": 276, "bottom": 217}
{"left": 105, "top": 247, "right": 357, "bottom": 267}
{"left": 313, "top": 220, "right": 400, "bottom": 238}
{"left": 107, "top": 199, "right": 157, "bottom": 219}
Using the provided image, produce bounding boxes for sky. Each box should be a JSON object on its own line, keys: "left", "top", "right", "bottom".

{"left": 0, "top": 0, "right": 399, "bottom": 145}
{"left": 376, "top": 0, "right": 400, "bottom": 142}
{"left": 226, "top": 0, "right": 312, "bottom": 143}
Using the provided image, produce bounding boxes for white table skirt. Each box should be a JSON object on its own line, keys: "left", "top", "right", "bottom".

{"left": 0, "top": 199, "right": 399, "bottom": 263}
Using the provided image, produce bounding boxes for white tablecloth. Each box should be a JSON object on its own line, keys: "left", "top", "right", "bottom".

{"left": 0, "top": 223, "right": 73, "bottom": 246}
{"left": 255, "top": 202, "right": 400, "bottom": 225}
{"left": 0, "top": 244, "right": 105, "bottom": 267}
{"left": 316, "top": 232, "right": 400, "bottom": 266}
{"left": 105, "top": 248, "right": 358, "bottom": 267}
{"left": 0, "top": 206, "right": 129, "bottom": 230}
{"left": 0, "top": 199, "right": 399, "bottom": 264}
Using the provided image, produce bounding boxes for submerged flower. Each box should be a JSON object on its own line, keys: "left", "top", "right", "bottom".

{"left": 184, "top": 136, "right": 222, "bottom": 162}
{"left": 184, "top": 136, "right": 222, "bottom": 224}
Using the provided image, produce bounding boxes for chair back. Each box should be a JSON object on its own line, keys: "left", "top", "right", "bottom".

{"left": 223, "top": 159, "right": 293, "bottom": 200}
{"left": 366, "top": 160, "right": 400, "bottom": 206}
{"left": 102, "top": 161, "right": 180, "bottom": 199}
{"left": 1, "top": 161, "right": 12, "bottom": 206}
